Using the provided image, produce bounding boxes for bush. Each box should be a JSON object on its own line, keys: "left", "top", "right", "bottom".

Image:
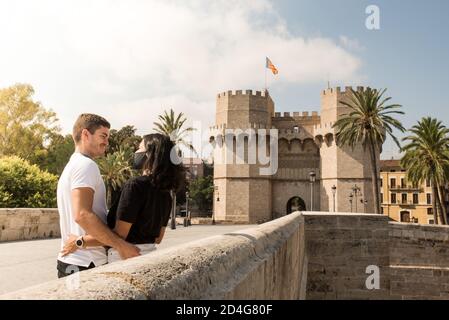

{"left": 0, "top": 156, "right": 58, "bottom": 208}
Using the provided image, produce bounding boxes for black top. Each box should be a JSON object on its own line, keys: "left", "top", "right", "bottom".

{"left": 107, "top": 176, "right": 172, "bottom": 244}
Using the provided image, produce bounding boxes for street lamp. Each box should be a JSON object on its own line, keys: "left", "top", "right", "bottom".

{"left": 309, "top": 171, "right": 316, "bottom": 211}
{"left": 349, "top": 192, "right": 354, "bottom": 213}
{"left": 212, "top": 186, "right": 219, "bottom": 225}
{"left": 170, "top": 190, "right": 176, "bottom": 230}
{"left": 331, "top": 185, "right": 337, "bottom": 212}
{"left": 186, "top": 191, "right": 190, "bottom": 227}
{"left": 351, "top": 184, "right": 361, "bottom": 213}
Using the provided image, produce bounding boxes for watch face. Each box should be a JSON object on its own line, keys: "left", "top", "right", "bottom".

{"left": 76, "top": 239, "right": 83, "bottom": 247}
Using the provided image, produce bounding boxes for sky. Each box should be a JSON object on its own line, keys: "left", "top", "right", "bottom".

{"left": 0, "top": 0, "right": 448, "bottom": 159}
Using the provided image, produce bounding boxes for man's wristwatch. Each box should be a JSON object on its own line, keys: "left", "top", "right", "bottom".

{"left": 75, "top": 236, "right": 85, "bottom": 249}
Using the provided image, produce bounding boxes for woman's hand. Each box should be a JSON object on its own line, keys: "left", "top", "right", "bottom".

{"left": 60, "top": 234, "right": 79, "bottom": 257}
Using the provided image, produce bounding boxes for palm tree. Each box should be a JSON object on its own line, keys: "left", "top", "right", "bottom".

{"left": 97, "top": 147, "right": 135, "bottom": 207}
{"left": 401, "top": 117, "right": 449, "bottom": 225}
{"left": 333, "top": 88, "right": 405, "bottom": 214}
{"left": 154, "top": 108, "right": 196, "bottom": 229}
{"left": 154, "top": 109, "right": 196, "bottom": 154}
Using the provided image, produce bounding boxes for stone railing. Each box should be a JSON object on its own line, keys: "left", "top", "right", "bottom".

{"left": 0, "top": 209, "right": 60, "bottom": 242}
{"left": 2, "top": 212, "right": 449, "bottom": 300}
{"left": 0, "top": 213, "right": 307, "bottom": 300}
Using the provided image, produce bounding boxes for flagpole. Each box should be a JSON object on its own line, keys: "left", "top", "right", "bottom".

{"left": 265, "top": 64, "right": 267, "bottom": 93}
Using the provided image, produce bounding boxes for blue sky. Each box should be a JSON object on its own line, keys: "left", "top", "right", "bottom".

{"left": 271, "top": 0, "right": 449, "bottom": 158}
{"left": 0, "top": 0, "right": 447, "bottom": 159}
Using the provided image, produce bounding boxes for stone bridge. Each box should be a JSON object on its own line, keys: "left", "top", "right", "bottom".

{"left": 1, "top": 210, "right": 449, "bottom": 299}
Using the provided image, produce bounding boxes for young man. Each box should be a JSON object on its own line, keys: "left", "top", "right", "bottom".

{"left": 56, "top": 113, "right": 140, "bottom": 278}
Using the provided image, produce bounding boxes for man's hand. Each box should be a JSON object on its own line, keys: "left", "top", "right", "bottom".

{"left": 61, "top": 234, "right": 79, "bottom": 257}
{"left": 116, "top": 240, "right": 141, "bottom": 260}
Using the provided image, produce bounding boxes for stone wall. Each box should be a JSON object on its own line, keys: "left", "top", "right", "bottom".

{"left": 0, "top": 209, "right": 60, "bottom": 242}
{"left": 389, "top": 222, "right": 449, "bottom": 299}
{"left": 0, "top": 213, "right": 307, "bottom": 300}
{"left": 304, "top": 213, "right": 391, "bottom": 299}
{"left": 2, "top": 212, "right": 449, "bottom": 300}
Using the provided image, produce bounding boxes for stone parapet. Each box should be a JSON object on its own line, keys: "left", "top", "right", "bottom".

{"left": 3, "top": 212, "right": 449, "bottom": 299}
{"left": 0, "top": 208, "right": 60, "bottom": 242}
{"left": 1, "top": 213, "right": 306, "bottom": 300}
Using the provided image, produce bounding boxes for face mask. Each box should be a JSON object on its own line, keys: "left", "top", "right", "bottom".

{"left": 133, "top": 152, "right": 147, "bottom": 170}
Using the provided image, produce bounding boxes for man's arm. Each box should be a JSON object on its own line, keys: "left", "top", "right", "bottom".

{"left": 71, "top": 188, "right": 140, "bottom": 259}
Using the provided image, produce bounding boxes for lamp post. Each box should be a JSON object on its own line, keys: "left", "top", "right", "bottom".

{"left": 186, "top": 191, "right": 190, "bottom": 226}
{"left": 349, "top": 192, "right": 354, "bottom": 213}
{"left": 309, "top": 171, "right": 316, "bottom": 211}
{"left": 170, "top": 190, "right": 176, "bottom": 230}
{"left": 331, "top": 185, "right": 337, "bottom": 212}
{"left": 352, "top": 184, "right": 361, "bottom": 213}
{"left": 212, "top": 186, "right": 218, "bottom": 225}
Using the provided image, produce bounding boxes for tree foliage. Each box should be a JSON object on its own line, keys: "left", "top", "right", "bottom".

{"left": 97, "top": 147, "right": 136, "bottom": 207}
{"left": 0, "top": 156, "right": 58, "bottom": 208}
{"left": 107, "top": 125, "right": 141, "bottom": 155}
{"left": 188, "top": 175, "right": 214, "bottom": 212}
{"left": 0, "top": 84, "right": 60, "bottom": 163}
{"left": 401, "top": 117, "right": 449, "bottom": 224}
{"left": 333, "top": 88, "right": 405, "bottom": 214}
{"left": 37, "top": 133, "right": 74, "bottom": 176}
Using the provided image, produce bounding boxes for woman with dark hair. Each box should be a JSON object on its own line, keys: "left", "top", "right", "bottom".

{"left": 61, "top": 133, "right": 185, "bottom": 263}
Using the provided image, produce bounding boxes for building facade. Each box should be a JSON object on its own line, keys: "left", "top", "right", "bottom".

{"left": 380, "top": 159, "right": 436, "bottom": 224}
{"left": 209, "top": 87, "right": 378, "bottom": 223}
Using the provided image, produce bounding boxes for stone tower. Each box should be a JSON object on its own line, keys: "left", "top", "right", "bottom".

{"left": 210, "top": 86, "right": 377, "bottom": 224}
{"left": 318, "top": 86, "right": 376, "bottom": 213}
{"left": 210, "top": 90, "right": 275, "bottom": 223}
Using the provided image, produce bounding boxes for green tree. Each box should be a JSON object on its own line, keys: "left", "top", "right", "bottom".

{"left": 37, "top": 133, "right": 74, "bottom": 176}
{"left": 333, "top": 88, "right": 405, "bottom": 214}
{"left": 0, "top": 156, "right": 58, "bottom": 208}
{"left": 189, "top": 175, "right": 214, "bottom": 213}
{"left": 154, "top": 109, "right": 196, "bottom": 155}
{"left": 0, "top": 84, "right": 60, "bottom": 163}
{"left": 107, "top": 125, "right": 141, "bottom": 155}
{"left": 401, "top": 117, "right": 449, "bottom": 225}
{"left": 97, "top": 147, "right": 135, "bottom": 207}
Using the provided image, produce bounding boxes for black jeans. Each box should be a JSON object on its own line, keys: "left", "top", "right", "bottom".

{"left": 57, "top": 260, "right": 96, "bottom": 278}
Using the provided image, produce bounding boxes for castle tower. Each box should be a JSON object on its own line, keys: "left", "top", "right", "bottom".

{"left": 317, "top": 86, "right": 376, "bottom": 213}
{"left": 210, "top": 90, "right": 275, "bottom": 223}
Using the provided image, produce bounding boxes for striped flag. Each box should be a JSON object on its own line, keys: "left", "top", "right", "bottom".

{"left": 266, "top": 57, "right": 278, "bottom": 75}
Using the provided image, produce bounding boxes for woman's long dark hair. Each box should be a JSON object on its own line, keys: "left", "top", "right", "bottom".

{"left": 141, "top": 133, "right": 185, "bottom": 191}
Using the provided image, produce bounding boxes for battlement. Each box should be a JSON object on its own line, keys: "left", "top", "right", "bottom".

{"left": 273, "top": 111, "right": 319, "bottom": 119}
{"left": 217, "top": 89, "right": 268, "bottom": 99}
{"left": 209, "top": 122, "right": 273, "bottom": 131}
{"left": 321, "top": 86, "right": 366, "bottom": 96}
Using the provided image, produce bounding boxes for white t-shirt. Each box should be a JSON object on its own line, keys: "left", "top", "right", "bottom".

{"left": 57, "top": 152, "right": 108, "bottom": 267}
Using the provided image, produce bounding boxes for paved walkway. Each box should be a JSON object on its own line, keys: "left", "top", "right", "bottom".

{"left": 0, "top": 224, "right": 253, "bottom": 295}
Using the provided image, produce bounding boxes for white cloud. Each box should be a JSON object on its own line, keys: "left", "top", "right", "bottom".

{"left": 339, "top": 36, "right": 365, "bottom": 52}
{"left": 0, "top": 0, "right": 363, "bottom": 145}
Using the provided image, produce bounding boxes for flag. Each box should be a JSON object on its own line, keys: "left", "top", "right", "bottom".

{"left": 266, "top": 57, "right": 278, "bottom": 75}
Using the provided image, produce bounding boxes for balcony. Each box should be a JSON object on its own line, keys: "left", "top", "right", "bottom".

{"left": 388, "top": 185, "right": 421, "bottom": 192}
{"left": 399, "top": 200, "right": 418, "bottom": 207}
